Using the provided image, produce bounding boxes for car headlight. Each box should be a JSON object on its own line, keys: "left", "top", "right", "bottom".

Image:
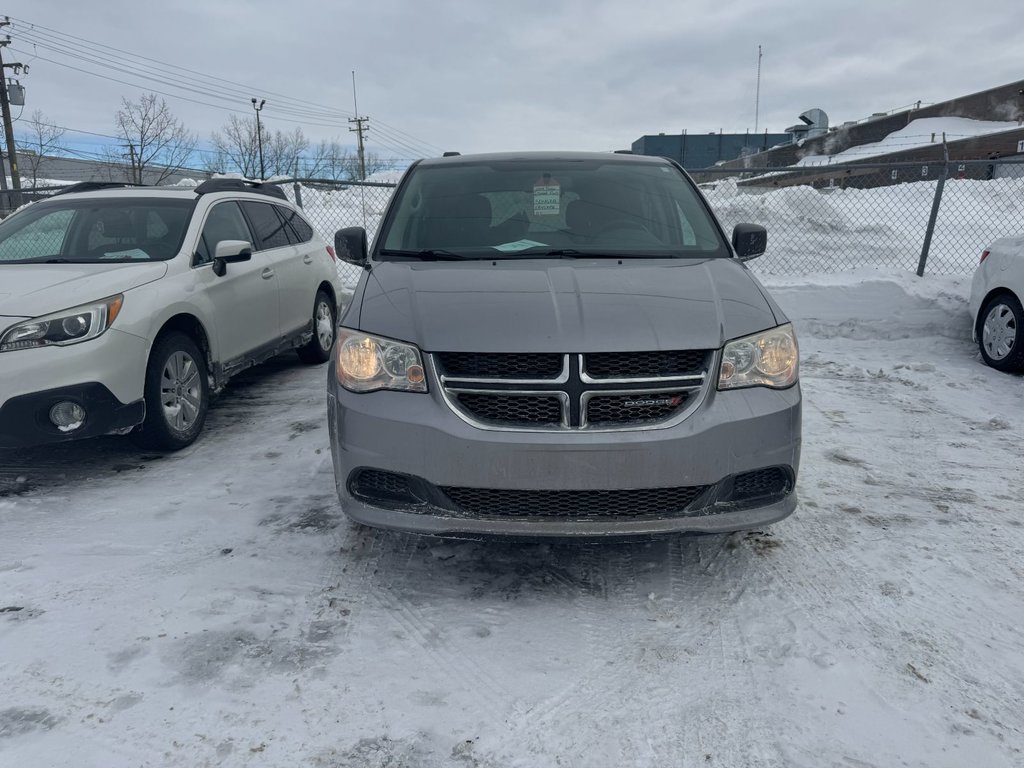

{"left": 335, "top": 329, "right": 427, "bottom": 393}
{"left": 718, "top": 323, "right": 798, "bottom": 390}
{"left": 0, "top": 295, "right": 124, "bottom": 353}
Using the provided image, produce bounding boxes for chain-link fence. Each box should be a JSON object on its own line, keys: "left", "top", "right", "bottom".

{"left": 271, "top": 179, "right": 397, "bottom": 286}
{"left": 11, "top": 160, "right": 1023, "bottom": 281}
{"left": 694, "top": 158, "right": 1024, "bottom": 275}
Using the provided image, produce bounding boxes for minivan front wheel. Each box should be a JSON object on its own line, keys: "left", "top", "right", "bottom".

{"left": 297, "top": 290, "right": 336, "bottom": 364}
{"left": 133, "top": 332, "right": 210, "bottom": 450}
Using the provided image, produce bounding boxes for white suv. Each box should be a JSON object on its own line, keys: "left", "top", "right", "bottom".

{"left": 0, "top": 179, "right": 343, "bottom": 450}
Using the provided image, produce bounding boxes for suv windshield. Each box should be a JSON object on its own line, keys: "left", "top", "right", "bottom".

{"left": 378, "top": 157, "right": 728, "bottom": 260}
{"left": 0, "top": 197, "right": 196, "bottom": 264}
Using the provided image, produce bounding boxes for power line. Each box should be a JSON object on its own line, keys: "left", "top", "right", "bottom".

{"left": 9, "top": 16, "right": 443, "bottom": 155}
{"left": 11, "top": 44, "right": 434, "bottom": 161}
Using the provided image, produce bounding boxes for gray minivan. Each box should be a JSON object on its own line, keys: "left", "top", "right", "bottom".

{"left": 326, "top": 152, "right": 801, "bottom": 537}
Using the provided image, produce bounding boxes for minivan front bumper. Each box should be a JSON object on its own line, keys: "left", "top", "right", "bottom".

{"left": 327, "top": 371, "right": 801, "bottom": 537}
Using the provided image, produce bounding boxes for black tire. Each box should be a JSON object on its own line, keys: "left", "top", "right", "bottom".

{"left": 132, "top": 332, "right": 209, "bottom": 451}
{"left": 977, "top": 292, "right": 1024, "bottom": 373}
{"left": 297, "top": 289, "right": 336, "bottom": 364}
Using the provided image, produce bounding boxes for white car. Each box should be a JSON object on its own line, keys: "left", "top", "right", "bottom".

{"left": 0, "top": 179, "right": 344, "bottom": 450}
{"left": 970, "top": 234, "right": 1024, "bottom": 373}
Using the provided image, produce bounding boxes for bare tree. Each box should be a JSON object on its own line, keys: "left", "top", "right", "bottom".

{"left": 17, "top": 110, "right": 66, "bottom": 188}
{"left": 263, "top": 126, "right": 309, "bottom": 178}
{"left": 206, "top": 114, "right": 394, "bottom": 182}
{"left": 114, "top": 93, "right": 197, "bottom": 184}
{"left": 208, "top": 114, "right": 260, "bottom": 177}
{"left": 340, "top": 150, "right": 395, "bottom": 180}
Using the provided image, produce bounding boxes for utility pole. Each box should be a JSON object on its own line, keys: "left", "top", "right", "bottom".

{"left": 754, "top": 44, "right": 763, "bottom": 136}
{"left": 0, "top": 19, "right": 23, "bottom": 208}
{"left": 251, "top": 97, "right": 266, "bottom": 180}
{"left": 348, "top": 71, "right": 368, "bottom": 180}
{"left": 122, "top": 142, "right": 138, "bottom": 183}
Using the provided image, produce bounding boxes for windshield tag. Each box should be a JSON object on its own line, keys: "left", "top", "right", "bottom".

{"left": 533, "top": 177, "right": 561, "bottom": 217}
{"left": 100, "top": 249, "right": 149, "bottom": 260}
{"left": 492, "top": 239, "right": 549, "bottom": 253}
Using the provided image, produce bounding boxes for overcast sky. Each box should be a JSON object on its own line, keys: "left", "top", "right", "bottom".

{"left": 5, "top": 0, "right": 1024, "bottom": 164}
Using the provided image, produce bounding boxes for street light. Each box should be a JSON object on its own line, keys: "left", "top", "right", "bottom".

{"left": 251, "top": 97, "right": 266, "bottom": 180}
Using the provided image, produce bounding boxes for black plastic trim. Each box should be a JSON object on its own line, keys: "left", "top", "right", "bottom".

{"left": 0, "top": 383, "right": 145, "bottom": 448}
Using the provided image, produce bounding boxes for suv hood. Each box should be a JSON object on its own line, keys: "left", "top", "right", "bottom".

{"left": 357, "top": 258, "right": 782, "bottom": 352}
{"left": 0, "top": 262, "right": 169, "bottom": 318}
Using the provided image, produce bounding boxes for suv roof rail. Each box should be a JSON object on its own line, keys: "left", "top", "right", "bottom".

{"left": 194, "top": 178, "right": 288, "bottom": 200}
{"left": 54, "top": 181, "right": 146, "bottom": 196}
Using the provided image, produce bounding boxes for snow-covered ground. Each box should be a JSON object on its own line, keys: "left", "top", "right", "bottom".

{"left": 1, "top": 269, "right": 1022, "bottom": 767}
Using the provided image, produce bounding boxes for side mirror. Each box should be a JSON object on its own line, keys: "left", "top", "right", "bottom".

{"left": 335, "top": 227, "right": 368, "bottom": 267}
{"left": 212, "top": 240, "right": 253, "bottom": 277}
{"left": 731, "top": 223, "right": 767, "bottom": 262}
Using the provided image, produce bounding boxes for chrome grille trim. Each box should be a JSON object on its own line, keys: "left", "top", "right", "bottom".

{"left": 434, "top": 350, "right": 716, "bottom": 433}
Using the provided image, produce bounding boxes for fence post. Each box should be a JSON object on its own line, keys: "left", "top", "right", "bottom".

{"left": 293, "top": 178, "right": 304, "bottom": 209}
{"left": 917, "top": 137, "right": 949, "bottom": 276}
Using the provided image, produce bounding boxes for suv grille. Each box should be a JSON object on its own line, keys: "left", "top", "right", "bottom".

{"left": 436, "top": 351, "right": 710, "bottom": 431}
{"left": 438, "top": 485, "right": 710, "bottom": 520}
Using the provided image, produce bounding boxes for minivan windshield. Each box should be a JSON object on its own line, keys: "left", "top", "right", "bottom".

{"left": 0, "top": 197, "right": 195, "bottom": 264}
{"left": 378, "top": 158, "right": 728, "bottom": 260}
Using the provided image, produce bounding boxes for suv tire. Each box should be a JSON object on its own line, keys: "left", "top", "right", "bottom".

{"left": 133, "top": 332, "right": 210, "bottom": 450}
{"left": 297, "top": 289, "right": 336, "bottom": 364}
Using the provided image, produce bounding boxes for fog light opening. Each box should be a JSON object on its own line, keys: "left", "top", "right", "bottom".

{"left": 50, "top": 401, "right": 87, "bottom": 432}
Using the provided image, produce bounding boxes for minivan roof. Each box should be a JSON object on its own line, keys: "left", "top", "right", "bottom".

{"left": 417, "top": 151, "right": 672, "bottom": 168}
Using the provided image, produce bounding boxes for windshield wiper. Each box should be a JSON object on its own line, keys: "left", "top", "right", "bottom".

{"left": 378, "top": 248, "right": 469, "bottom": 261}
{"left": 497, "top": 249, "right": 642, "bottom": 260}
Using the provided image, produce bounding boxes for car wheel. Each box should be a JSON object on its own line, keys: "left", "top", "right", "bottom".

{"left": 297, "top": 289, "right": 336, "bottom": 364}
{"left": 978, "top": 292, "right": 1024, "bottom": 373}
{"left": 132, "top": 332, "right": 209, "bottom": 450}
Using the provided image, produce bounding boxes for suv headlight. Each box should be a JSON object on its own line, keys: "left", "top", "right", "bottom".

{"left": 335, "top": 329, "right": 427, "bottom": 393}
{"left": 0, "top": 295, "right": 124, "bottom": 353}
{"left": 718, "top": 323, "right": 798, "bottom": 390}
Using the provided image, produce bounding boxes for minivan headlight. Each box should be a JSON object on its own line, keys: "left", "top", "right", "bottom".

{"left": 718, "top": 323, "right": 798, "bottom": 390}
{"left": 335, "top": 329, "right": 427, "bottom": 393}
{"left": 0, "top": 295, "right": 124, "bottom": 352}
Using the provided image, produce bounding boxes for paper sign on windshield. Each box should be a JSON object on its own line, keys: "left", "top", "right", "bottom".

{"left": 533, "top": 176, "right": 561, "bottom": 217}
{"left": 493, "top": 239, "right": 548, "bottom": 252}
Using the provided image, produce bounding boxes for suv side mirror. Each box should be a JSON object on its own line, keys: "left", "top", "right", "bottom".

{"left": 731, "top": 224, "right": 767, "bottom": 262}
{"left": 212, "top": 240, "right": 253, "bottom": 277}
{"left": 335, "top": 227, "right": 368, "bottom": 267}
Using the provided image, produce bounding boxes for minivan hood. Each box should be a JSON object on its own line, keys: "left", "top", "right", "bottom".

{"left": 0, "top": 262, "right": 168, "bottom": 318}
{"left": 357, "top": 258, "right": 781, "bottom": 352}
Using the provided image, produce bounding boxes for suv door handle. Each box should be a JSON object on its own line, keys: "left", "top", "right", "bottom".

{"left": 262, "top": 268, "right": 275, "bottom": 279}
{"left": 303, "top": 254, "right": 313, "bottom": 264}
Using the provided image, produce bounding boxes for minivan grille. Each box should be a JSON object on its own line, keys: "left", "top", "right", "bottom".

{"left": 585, "top": 391, "right": 693, "bottom": 426}
{"left": 436, "top": 352, "right": 563, "bottom": 379}
{"left": 438, "top": 485, "right": 709, "bottom": 520}
{"left": 455, "top": 393, "right": 563, "bottom": 426}
{"left": 584, "top": 350, "right": 708, "bottom": 379}
{"left": 436, "top": 351, "right": 710, "bottom": 431}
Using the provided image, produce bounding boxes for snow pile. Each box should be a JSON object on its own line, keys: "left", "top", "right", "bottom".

{"left": 705, "top": 178, "right": 1024, "bottom": 274}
